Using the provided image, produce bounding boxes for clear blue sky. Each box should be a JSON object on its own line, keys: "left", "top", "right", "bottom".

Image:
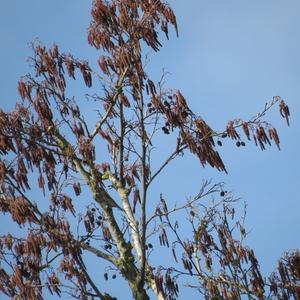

{"left": 0, "top": 0, "right": 299, "bottom": 299}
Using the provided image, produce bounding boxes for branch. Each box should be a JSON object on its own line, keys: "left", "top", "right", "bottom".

{"left": 80, "top": 241, "right": 116, "bottom": 265}
{"left": 103, "top": 171, "right": 143, "bottom": 262}
{"left": 75, "top": 255, "right": 117, "bottom": 300}
{"left": 49, "top": 126, "right": 91, "bottom": 181}
{"left": 49, "top": 124, "right": 140, "bottom": 287}
{"left": 90, "top": 67, "right": 128, "bottom": 140}
{"left": 146, "top": 181, "right": 220, "bottom": 226}
{"left": 148, "top": 145, "right": 187, "bottom": 187}
{"left": 119, "top": 100, "right": 125, "bottom": 184}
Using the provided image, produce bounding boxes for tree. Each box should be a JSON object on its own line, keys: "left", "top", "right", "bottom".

{"left": 0, "top": 0, "right": 298, "bottom": 299}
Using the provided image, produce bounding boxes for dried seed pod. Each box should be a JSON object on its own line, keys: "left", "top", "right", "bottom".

{"left": 172, "top": 247, "right": 178, "bottom": 263}
{"left": 279, "top": 100, "right": 290, "bottom": 126}
{"left": 242, "top": 122, "right": 250, "bottom": 140}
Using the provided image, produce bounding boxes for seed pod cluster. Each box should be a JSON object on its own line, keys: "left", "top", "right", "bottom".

{"left": 159, "top": 227, "right": 169, "bottom": 248}
{"left": 154, "top": 270, "right": 179, "bottom": 300}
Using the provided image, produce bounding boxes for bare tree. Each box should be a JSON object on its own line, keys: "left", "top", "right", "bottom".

{"left": 0, "top": 1, "right": 296, "bottom": 300}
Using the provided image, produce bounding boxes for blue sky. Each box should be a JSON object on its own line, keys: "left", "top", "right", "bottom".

{"left": 0, "top": 0, "right": 299, "bottom": 298}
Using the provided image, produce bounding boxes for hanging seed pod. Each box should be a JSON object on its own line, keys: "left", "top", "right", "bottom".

{"left": 182, "top": 258, "right": 188, "bottom": 270}
{"left": 242, "top": 122, "right": 250, "bottom": 140}
{"left": 73, "top": 182, "right": 81, "bottom": 196}
{"left": 161, "top": 228, "right": 169, "bottom": 247}
{"left": 159, "top": 235, "right": 163, "bottom": 246}
{"left": 279, "top": 100, "right": 290, "bottom": 126}
{"left": 172, "top": 247, "right": 178, "bottom": 263}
